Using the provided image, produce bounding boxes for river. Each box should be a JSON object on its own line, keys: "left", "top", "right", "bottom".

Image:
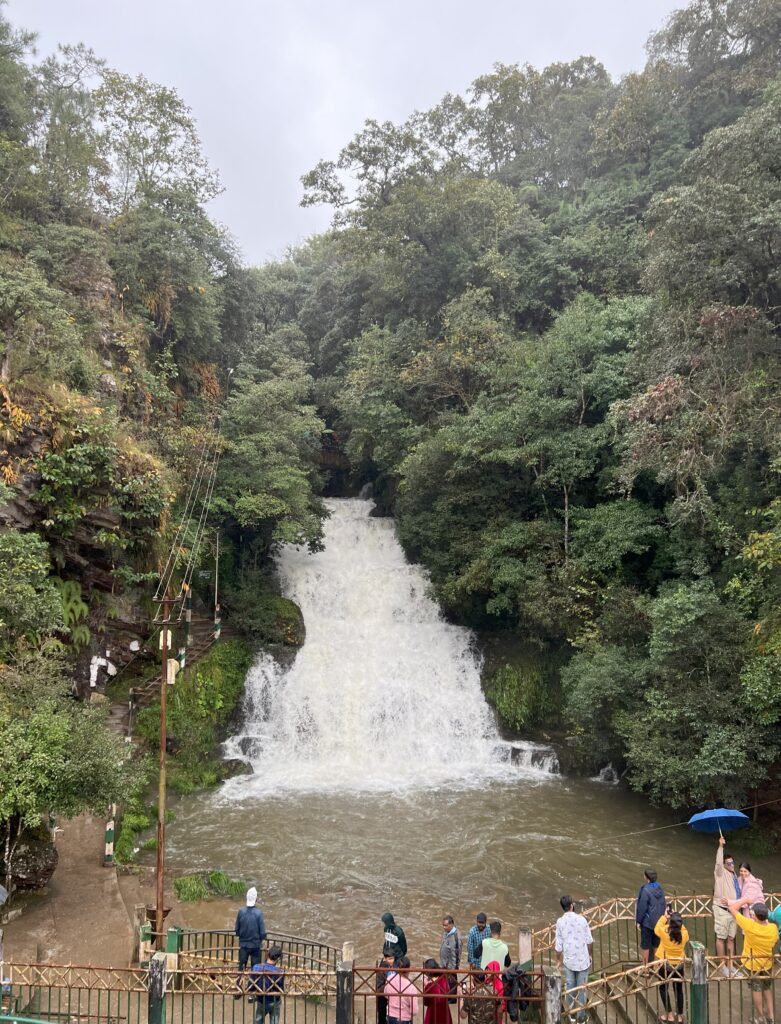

{"left": 162, "top": 499, "right": 776, "bottom": 960}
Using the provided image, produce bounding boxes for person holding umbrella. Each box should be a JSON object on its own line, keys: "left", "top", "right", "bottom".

{"left": 688, "top": 807, "right": 750, "bottom": 977}
{"left": 714, "top": 836, "right": 741, "bottom": 975}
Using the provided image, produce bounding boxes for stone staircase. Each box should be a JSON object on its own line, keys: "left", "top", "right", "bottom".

{"left": 106, "top": 613, "right": 237, "bottom": 741}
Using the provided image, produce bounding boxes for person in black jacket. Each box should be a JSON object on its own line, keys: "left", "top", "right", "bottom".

{"left": 381, "top": 912, "right": 407, "bottom": 963}
{"left": 234, "top": 886, "right": 267, "bottom": 997}
{"left": 635, "top": 869, "right": 666, "bottom": 964}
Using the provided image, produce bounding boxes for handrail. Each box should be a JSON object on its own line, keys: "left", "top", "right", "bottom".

{"left": 531, "top": 890, "right": 781, "bottom": 953}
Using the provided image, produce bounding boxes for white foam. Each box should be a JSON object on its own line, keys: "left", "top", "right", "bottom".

{"left": 223, "top": 499, "right": 559, "bottom": 795}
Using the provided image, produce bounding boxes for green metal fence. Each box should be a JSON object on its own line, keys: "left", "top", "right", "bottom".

{"left": 178, "top": 932, "right": 339, "bottom": 973}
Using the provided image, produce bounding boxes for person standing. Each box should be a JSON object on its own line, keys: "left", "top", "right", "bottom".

{"left": 423, "top": 959, "right": 452, "bottom": 1024}
{"left": 458, "top": 972, "right": 499, "bottom": 1024}
{"left": 713, "top": 836, "right": 741, "bottom": 975}
{"left": 250, "top": 946, "right": 284, "bottom": 1024}
{"left": 478, "top": 921, "right": 510, "bottom": 970}
{"left": 554, "top": 896, "right": 593, "bottom": 1024}
{"left": 467, "top": 914, "right": 492, "bottom": 970}
{"left": 654, "top": 910, "right": 689, "bottom": 1023}
{"left": 235, "top": 886, "right": 267, "bottom": 997}
{"left": 724, "top": 899, "right": 779, "bottom": 1024}
{"left": 441, "top": 916, "right": 463, "bottom": 1001}
{"left": 635, "top": 869, "right": 665, "bottom": 965}
{"left": 382, "top": 913, "right": 408, "bottom": 963}
{"left": 738, "top": 862, "right": 766, "bottom": 909}
{"left": 376, "top": 952, "right": 393, "bottom": 1024}
{"left": 384, "top": 956, "right": 419, "bottom": 1024}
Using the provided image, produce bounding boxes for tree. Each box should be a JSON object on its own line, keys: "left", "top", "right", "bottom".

{"left": 94, "top": 70, "right": 221, "bottom": 212}
{"left": 0, "top": 530, "right": 62, "bottom": 653}
{"left": 0, "top": 645, "right": 128, "bottom": 893}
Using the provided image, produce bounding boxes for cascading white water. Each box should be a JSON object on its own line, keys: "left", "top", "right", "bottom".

{"left": 223, "top": 498, "right": 558, "bottom": 794}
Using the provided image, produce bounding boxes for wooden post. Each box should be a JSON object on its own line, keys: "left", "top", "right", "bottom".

{"left": 132, "top": 904, "right": 147, "bottom": 964}
{"left": 336, "top": 947, "right": 354, "bottom": 1024}
{"left": 689, "top": 942, "right": 708, "bottom": 1024}
{"left": 103, "top": 804, "right": 116, "bottom": 866}
{"left": 147, "top": 950, "right": 167, "bottom": 1024}
{"left": 518, "top": 927, "right": 533, "bottom": 970}
{"left": 542, "top": 965, "right": 562, "bottom": 1024}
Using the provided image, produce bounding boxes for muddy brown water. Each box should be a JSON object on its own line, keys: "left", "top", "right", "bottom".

{"left": 159, "top": 779, "right": 778, "bottom": 963}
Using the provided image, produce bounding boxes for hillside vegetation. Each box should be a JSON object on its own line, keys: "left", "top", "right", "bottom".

{"left": 0, "top": 0, "right": 779, "bottom": 880}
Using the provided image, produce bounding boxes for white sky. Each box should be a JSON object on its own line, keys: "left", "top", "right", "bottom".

{"left": 10, "top": 0, "right": 680, "bottom": 265}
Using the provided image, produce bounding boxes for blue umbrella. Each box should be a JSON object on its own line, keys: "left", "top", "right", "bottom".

{"left": 688, "top": 808, "right": 750, "bottom": 835}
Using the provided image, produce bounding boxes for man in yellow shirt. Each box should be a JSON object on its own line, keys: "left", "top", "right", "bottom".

{"left": 725, "top": 899, "right": 779, "bottom": 1024}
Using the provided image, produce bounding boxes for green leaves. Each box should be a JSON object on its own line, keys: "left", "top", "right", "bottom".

{"left": 0, "top": 531, "right": 62, "bottom": 652}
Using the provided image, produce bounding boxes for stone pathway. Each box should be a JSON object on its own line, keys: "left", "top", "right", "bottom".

{"left": 3, "top": 814, "right": 133, "bottom": 966}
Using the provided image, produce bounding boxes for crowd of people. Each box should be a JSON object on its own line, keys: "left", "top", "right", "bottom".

{"left": 624, "top": 838, "right": 780, "bottom": 1024}
{"left": 229, "top": 837, "right": 780, "bottom": 1024}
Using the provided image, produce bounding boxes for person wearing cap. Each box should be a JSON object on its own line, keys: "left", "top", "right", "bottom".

{"left": 235, "top": 886, "right": 267, "bottom": 997}
{"left": 724, "top": 898, "right": 779, "bottom": 1024}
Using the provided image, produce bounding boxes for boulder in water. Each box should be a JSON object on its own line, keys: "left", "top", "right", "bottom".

{"left": 219, "top": 758, "right": 253, "bottom": 780}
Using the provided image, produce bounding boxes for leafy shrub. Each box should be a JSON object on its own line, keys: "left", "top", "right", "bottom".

{"left": 136, "top": 639, "right": 252, "bottom": 792}
{"left": 174, "top": 871, "right": 245, "bottom": 902}
{"left": 223, "top": 576, "right": 304, "bottom": 646}
{"left": 486, "top": 662, "right": 556, "bottom": 733}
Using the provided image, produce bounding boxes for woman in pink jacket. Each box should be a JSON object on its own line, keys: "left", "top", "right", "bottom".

{"left": 738, "top": 862, "right": 765, "bottom": 909}
{"left": 384, "top": 957, "right": 419, "bottom": 1024}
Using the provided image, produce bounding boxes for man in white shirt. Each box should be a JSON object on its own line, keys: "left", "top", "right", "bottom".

{"left": 554, "top": 896, "right": 593, "bottom": 1024}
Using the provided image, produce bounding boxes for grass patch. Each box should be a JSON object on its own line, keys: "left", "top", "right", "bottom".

{"left": 174, "top": 871, "right": 246, "bottom": 902}
{"left": 135, "top": 639, "right": 253, "bottom": 793}
{"left": 174, "top": 874, "right": 209, "bottom": 902}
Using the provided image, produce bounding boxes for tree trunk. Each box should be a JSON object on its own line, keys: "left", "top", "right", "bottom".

{"left": 563, "top": 484, "right": 570, "bottom": 561}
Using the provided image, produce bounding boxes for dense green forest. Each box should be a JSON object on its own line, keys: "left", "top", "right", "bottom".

{"left": 0, "top": 0, "right": 779, "bottom": 884}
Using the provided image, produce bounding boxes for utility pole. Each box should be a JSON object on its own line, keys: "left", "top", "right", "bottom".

{"left": 213, "top": 530, "right": 221, "bottom": 642}
{"left": 155, "top": 595, "right": 170, "bottom": 951}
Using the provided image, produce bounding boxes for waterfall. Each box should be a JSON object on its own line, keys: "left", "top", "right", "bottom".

{"left": 223, "top": 499, "right": 558, "bottom": 794}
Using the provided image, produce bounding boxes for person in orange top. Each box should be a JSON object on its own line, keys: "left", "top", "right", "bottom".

{"left": 724, "top": 899, "right": 779, "bottom": 1024}
{"left": 654, "top": 908, "right": 689, "bottom": 1023}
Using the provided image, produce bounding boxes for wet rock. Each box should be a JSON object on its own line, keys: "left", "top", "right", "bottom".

{"left": 10, "top": 832, "right": 59, "bottom": 891}
{"left": 219, "top": 758, "right": 253, "bottom": 780}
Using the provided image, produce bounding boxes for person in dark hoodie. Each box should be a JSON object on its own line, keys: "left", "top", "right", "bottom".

{"left": 381, "top": 913, "right": 407, "bottom": 963}
{"left": 635, "top": 869, "right": 666, "bottom": 965}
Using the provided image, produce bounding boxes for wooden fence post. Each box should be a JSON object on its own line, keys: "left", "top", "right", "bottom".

{"left": 148, "top": 950, "right": 167, "bottom": 1024}
{"left": 518, "top": 927, "right": 533, "bottom": 970}
{"left": 542, "top": 965, "right": 562, "bottom": 1024}
{"left": 103, "top": 804, "right": 116, "bottom": 866}
{"left": 336, "top": 945, "right": 354, "bottom": 1024}
{"left": 689, "top": 942, "right": 708, "bottom": 1024}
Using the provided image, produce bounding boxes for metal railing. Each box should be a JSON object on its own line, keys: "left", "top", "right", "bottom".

{"left": 561, "top": 949, "right": 781, "bottom": 1024}
{"left": 351, "top": 964, "right": 544, "bottom": 1024}
{"left": 0, "top": 960, "right": 336, "bottom": 1024}
{"left": 531, "top": 891, "right": 781, "bottom": 972}
{"left": 178, "top": 931, "right": 340, "bottom": 972}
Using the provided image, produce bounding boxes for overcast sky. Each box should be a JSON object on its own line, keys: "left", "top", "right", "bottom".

{"left": 11, "top": 0, "right": 680, "bottom": 266}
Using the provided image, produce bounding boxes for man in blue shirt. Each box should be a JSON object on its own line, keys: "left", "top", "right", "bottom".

{"left": 250, "top": 947, "right": 285, "bottom": 1024}
{"left": 466, "top": 913, "right": 492, "bottom": 969}
{"left": 235, "top": 887, "right": 267, "bottom": 997}
{"left": 635, "top": 869, "right": 665, "bottom": 965}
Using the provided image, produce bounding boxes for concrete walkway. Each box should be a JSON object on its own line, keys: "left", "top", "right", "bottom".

{"left": 3, "top": 814, "right": 133, "bottom": 966}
